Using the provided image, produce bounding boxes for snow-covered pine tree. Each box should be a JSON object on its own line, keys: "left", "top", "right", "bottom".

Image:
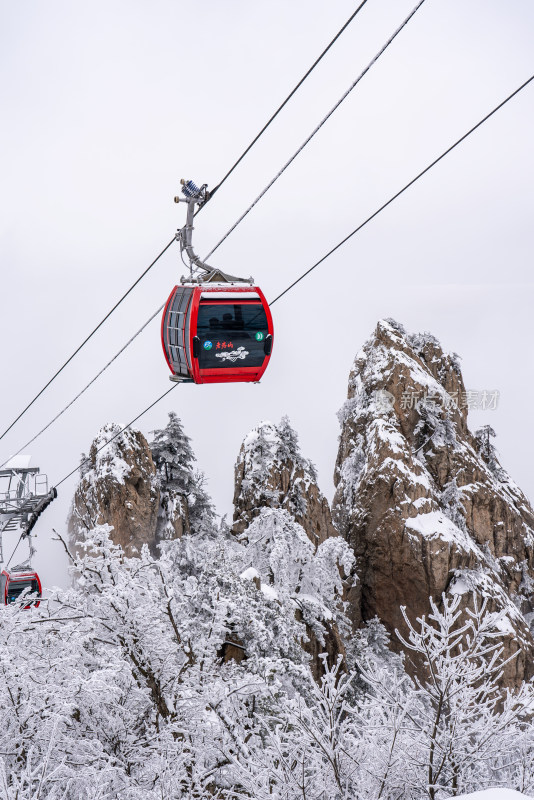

{"left": 276, "top": 415, "right": 318, "bottom": 482}
{"left": 78, "top": 451, "right": 90, "bottom": 478}
{"left": 475, "top": 424, "right": 507, "bottom": 481}
{"left": 414, "top": 396, "right": 457, "bottom": 457}
{"left": 440, "top": 477, "right": 468, "bottom": 532}
{"left": 150, "top": 411, "right": 215, "bottom": 537}
{"left": 150, "top": 411, "right": 196, "bottom": 487}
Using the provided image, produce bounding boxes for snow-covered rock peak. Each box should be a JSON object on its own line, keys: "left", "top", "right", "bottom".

{"left": 233, "top": 416, "right": 337, "bottom": 546}
{"left": 333, "top": 319, "right": 534, "bottom": 687}
{"left": 70, "top": 424, "right": 159, "bottom": 557}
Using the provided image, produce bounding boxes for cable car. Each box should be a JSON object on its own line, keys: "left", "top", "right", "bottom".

{"left": 162, "top": 179, "right": 274, "bottom": 384}
{"left": 0, "top": 566, "right": 41, "bottom": 608}
{"left": 162, "top": 284, "right": 273, "bottom": 384}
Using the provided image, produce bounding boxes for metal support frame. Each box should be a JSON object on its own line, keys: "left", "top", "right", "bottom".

{"left": 0, "top": 464, "right": 56, "bottom": 565}
{"left": 174, "top": 179, "right": 252, "bottom": 285}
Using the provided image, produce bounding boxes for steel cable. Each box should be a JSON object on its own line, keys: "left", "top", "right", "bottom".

{"left": 203, "top": 0, "right": 370, "bottom": 204}
{"left": 269, "top": 74, "right": 534, "bottom": 306}
{"left": 0, "top": 238, "right": 176, "bottom": 443}
{"left": 203, "top": 0, "right": 427, "bottom": 261}
{"left": 1, "top": 4, "right": 370, "bottom": 444}
{"left": 0, "top": 304, "right": 166, "bottom": 469}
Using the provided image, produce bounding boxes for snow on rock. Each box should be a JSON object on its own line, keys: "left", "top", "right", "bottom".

{"left": 455, "top": 791, "right": 531, "bottom": 800}
{"left": 405, "top": 510, "right": 480, "bottom": 555}
{"left": 87, "top": 423, "right": 138, "bottom": 485}
{"left": 233, "top": 416, "right": 337, "bottom": 546}
{"left": 240, "top": 566, "right": 260, "bottom": 581}
{"left": 449, "top": 567, "right": 531, "bottom": 646}
{"left": 260, "top": 583, "right": 279, "bottom": 601}
{"left": 333, "top": 318, "right": 534, "bottom": 687}
{"left": 70, "top": 423, "right": 159, "bottom": 557}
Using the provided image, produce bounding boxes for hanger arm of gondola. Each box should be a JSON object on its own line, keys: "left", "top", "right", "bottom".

{"left": 175, "top": 181, "right": 214, "bottom": 276}
{"left": 174, "top": 180, "right": 251, "bottom": 284}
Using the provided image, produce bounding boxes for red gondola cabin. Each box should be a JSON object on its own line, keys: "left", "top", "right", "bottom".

{"left": 1, "top": 567, "right": 41, "bottom": 608}
{"left": 162, "top": 284, "right": 274, "bottom": 384}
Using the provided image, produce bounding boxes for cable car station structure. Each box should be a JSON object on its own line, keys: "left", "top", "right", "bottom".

{"left": 0, "top": 458, "right": 56, "bottom": 605}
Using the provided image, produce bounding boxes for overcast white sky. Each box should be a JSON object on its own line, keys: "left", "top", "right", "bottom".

{"left": 1, "top": 0, "right": 533, "bottom": 589}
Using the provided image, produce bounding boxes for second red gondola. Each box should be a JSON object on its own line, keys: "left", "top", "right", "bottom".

{"left": 0, "top": 566, "right": 41, "bottom": 608}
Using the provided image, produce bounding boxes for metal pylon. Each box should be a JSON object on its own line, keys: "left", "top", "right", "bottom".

{"left": 0, "top": 459, "right": 56, "bottom": 565}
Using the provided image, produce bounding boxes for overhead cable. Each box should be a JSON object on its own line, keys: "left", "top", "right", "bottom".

{"left": 6, "top": 533, "right": 24, "bottom": 569}
{"left": 54, "top": 383, "right": 179, "bottom": 489}
{"left": 0, "top": 238, "right": 176, "bottom": 443}
{"left": 0, "top": 304, "right": 165, "bottom": 469}
{"left": 204, "top": 0, "right": 370, "bottom": 204}
{"left": 203, "top": 0, "right": 427, "bottom": 261}
{"left": 0, "top": 7, "right": 368, "bottom": 444}
{"left": 269, "top": 73, "right": 534, "bottom": 306}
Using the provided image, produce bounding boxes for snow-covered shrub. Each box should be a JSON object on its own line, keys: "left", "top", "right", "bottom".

{"left": 238, "top": 507, "right": 354, "bottom": 648}
{"left": 395, "top": 594, "right": 533, "bottom": 799}
{"left": 0, "top": 519, "right": 531, "bottom": 797}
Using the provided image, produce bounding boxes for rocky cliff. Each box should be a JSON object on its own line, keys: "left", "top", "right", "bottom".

{"left": 70, "top": 424, "right": 159, "bottom": 557}
{"left": 69, "top": 422, "right": 189, "bottom": 557}
{"left": 333, "top": 319, "right": 534, "bottom": 685}
{"left": 233, "top": 417, "right": 337, "bottom": 546}
{"left": 232, "top": 417, "right": 351, "bottom": 679}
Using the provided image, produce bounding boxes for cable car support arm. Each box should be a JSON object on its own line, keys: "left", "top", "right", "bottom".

{"left": 174, "top": 180, "right": 250, "bottom": 283}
